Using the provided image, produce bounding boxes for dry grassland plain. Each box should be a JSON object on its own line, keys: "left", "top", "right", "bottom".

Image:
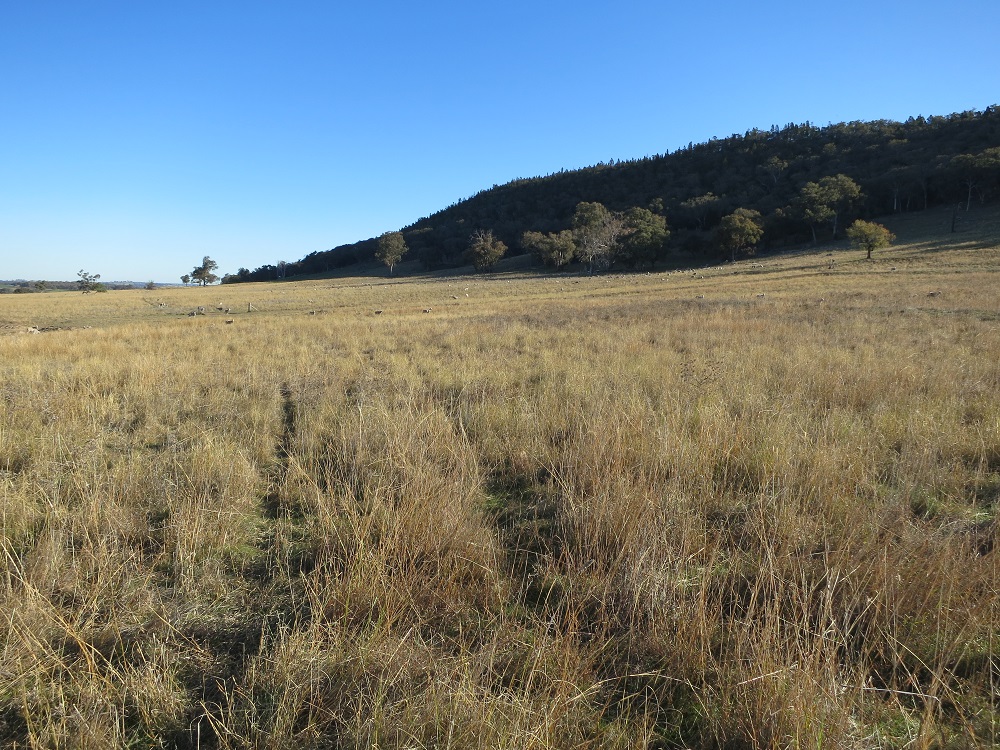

{"left": 1, "top": 208, "right": 998, "bottom": 748}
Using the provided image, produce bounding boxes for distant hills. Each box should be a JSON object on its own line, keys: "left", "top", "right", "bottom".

{"left": 223, "top": 105, "right": 997, "bottom": 281}
{"left": 0, "top": 280, "right": 164, "bottom": 293}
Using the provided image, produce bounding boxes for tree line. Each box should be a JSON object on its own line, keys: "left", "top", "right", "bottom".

{"left": 222, "top": 106, "right": 1000, "bottom": 282}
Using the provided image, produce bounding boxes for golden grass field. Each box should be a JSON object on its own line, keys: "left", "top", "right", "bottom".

{"left": 1, "top": 206, "right": 998, "bottom": 748}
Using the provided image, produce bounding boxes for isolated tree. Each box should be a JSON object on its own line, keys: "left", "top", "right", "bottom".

{"left": 145, "top": 280, "right": 156, "bottom": 290}
{"left": 191, "top": 256, "right": 219, "bottom": 286}
{"left": 77, "top": 269, "right": 101, "bottom": 293}
{"left": 620, "top": 207, "right": 669, "bottom": 267}
{"left": 466, "top": 229, "right": 507, "bottom": 271}
{"left": 846, "top": 220, "right": 895, "bottom": 259}
{"left": 717, "top": 208, "right": 764, "bottom": 262}
{"left": 796, "top": 174, "right": 862, "bottom": 242}
{"left": 573, "top": 201, "right": 626, "bottom": 273}
{"left": 376, "top": 231, "right": 408, "bottom": 275}
{"left": 521, "top": 230, "right": 576, "bottom": 269}
{"left": 180, "top": 274, "right": 191, "bottom": 285}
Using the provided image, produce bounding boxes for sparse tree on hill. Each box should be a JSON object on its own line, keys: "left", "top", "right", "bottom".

{"left": 796, "top": 174, "right": 862, "bottom": 242}
{"left": 521, "top": 230, "right": 576, "bottom": 269}
{"left": 950, "top": 147, "right": 1000, "bottom": 211}
{"left": 680, "top": 192, "right": 721, "bottom": 230}
{"left": 759, "top": 156, "right": 788, "bottom": 189}
{"left": 847, "top": 219, "right": 895, "bottom": 259}
{"left": 620, "top": 207, "right": 669, "bottom": 267}
{"left": 573, "top": 201, "right": 626, "bottom": 273}
{"left": 466, "top": 229, "right": 507, "bottom": 271}
{"left": 376, "top": 231, "right": 408, "bottom": 275}
{"left": 717, "top": 208, "right": 764, "bottom": 262}
{"left": 191, "top": 256, "right": 219, "bottom": 286}
{"left": 180, "top": 274, "right": 191, "bottom": 285}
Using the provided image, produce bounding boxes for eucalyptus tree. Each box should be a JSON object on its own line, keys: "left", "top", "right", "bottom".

{"left": 376, "top": 231, "right": 408, "bottom": 275}
{"left": 796, "top": 174, "right": 862, "bottom": 242}
{"left": 846, "top": 220, "right": 894, "bottom": 259}
{"left": 680, "top": 192, "right": 721, "bottom": 230}
{"left": 619, "top": 207, "right": 669, "bottom": 267}
{"left": 521, "top": 230, "right": 576, "bottom": 269}
{"left": 951, "top": 147, "right": 1000, "bottom": 210}
{"left": 572, "top": 202, "right": 626, "bottom": 273}
{"left": 717, "top": 208, "right": 764, "bottom": 262}
{"left": 466, "top": 229, "right": 507, "bottom": 271}
{"left": 191, "top": 257, "right": 219, "bottom": 286}
{"left": 77, "top": 269, "right": 101, "bottom": 293}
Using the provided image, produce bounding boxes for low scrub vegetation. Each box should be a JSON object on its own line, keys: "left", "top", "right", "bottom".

{"left": 1, "top": 211, "right": 998, "bottom": 748}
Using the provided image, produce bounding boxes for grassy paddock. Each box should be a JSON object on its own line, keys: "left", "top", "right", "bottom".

{"left": 1, "top": 211, "right": 998, "bottom": 748}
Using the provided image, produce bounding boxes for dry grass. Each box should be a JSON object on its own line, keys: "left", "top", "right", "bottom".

{"left": 1, "top": 206, "right": 999, "bottom": 748}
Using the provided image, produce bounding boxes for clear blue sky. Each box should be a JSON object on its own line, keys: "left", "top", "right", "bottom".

{"left": 2, "top": 1, "right": 998, "bottom": 282}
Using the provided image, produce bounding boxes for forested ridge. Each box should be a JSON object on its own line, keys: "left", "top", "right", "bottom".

{"left": 226, "top": 106, "right": 1000, "bottom": 282}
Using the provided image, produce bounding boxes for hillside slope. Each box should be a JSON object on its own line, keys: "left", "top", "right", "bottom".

{"left": 228, "top": 106, "right": 999, "bottom": 282}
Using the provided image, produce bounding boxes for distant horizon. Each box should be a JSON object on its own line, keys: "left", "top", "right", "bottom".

{"left": 3, "top": 1, "right": 998, "bottom": 281}
{"left": 1, "top": 278, "right": 187, "bottom": 285}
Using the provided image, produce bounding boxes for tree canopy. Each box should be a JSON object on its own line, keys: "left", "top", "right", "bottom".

{"left": 796, "top": 174, "right": 862, "bottom": 242}
{"left": 375, "top": 231, "right": 408, "bottom": 275}
{"left": 76, "top": 269, "right": 103, "bottom": 293}
{"left": 465, "top": 229, "right": 507, "bottom": 271}
{"left": 846, "top": 220, "right": 895, "bottom": 259}
{"left": 572, "top": 202, "right": 625, "bottom": 273}
{"left": 521, "top": 230, "right": 576, "bottom": 269}
{"left": 717, "top": 209, "right": 764, "bottom": 262}
{"left": 620, "top": 207, "right": 669, "bottom": 267}
{"left": 191, "top": 257, "right": 219, "bottom": 286}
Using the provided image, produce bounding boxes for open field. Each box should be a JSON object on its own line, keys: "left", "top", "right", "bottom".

{"left": 2, "top": 208, "right": 999, "bottom": 748}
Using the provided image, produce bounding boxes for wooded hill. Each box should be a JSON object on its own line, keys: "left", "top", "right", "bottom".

{"left": 225, "top": 106, "right": 1000, "bottom": 282}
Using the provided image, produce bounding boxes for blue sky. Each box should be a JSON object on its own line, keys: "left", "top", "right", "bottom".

{"left": 2, "top": 1, "right": 998, "bottom": 282}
